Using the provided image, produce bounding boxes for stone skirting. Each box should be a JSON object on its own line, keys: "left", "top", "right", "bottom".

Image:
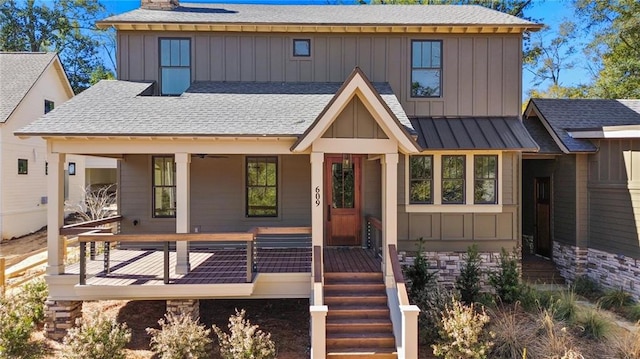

{"left": 167, "top": 299, "right": 200, "bottom": 321}
{"left": 44, "top": 299, "right": 82, "bottom": 340}
{"left": 552, "top": 241, "right": 587, "bottom": 281}
{"left": 585, "top": 248, "right": 640, "bottom": 298}
{"left": 398, "top": 250, "right": 503, "bottom": 289}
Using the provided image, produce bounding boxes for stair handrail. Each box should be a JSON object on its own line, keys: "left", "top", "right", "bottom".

{"left": 388, "top": 244, "right": 409, "bottom": 305}
{"left": 388, "top": 244, "right": 420, "bottom": 358}
{"left": 309, "top": 245, "right": 327, "bottom": 359}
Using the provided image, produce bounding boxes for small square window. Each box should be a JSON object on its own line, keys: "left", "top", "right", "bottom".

{"left": 293, "top": 39, "right": 311, "bottom": 57}
{"left": 18, "top": 159, "right": 28, "bottom": 175}
{"left": 68, "top": 162, "right": 76, "bottom": 176}
{"left": 44, "top": 100, "right": 54, "bottom": 114}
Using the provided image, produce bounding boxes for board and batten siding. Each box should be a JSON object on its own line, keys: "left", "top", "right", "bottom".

{"left": 588, "top": 140, "right": 640, "bottom": 257}
{"left": 118, "top": 31, "right": 523, "bottom": 117}
{"left": 119, "top": 154, "right": 312, "bottom": 235}
{"left": 553, "top": 155, "right": 577, "bottom": 246}
{"left": 396, "top": 152, "right": 520, "bottom": 253}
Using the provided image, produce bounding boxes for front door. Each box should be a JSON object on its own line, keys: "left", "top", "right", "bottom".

{"left": 535, "top": 177, "right": 551, "bottom": 257}
{"left": 325, "top": 155, "right": 362, "bottom": 246}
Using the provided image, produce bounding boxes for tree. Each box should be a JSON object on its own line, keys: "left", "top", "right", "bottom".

{"left": 0, "top": 0, "right": 114, "bottom": 93}
{"left": 574, "top": 0, "right": 640, "bottom": 98}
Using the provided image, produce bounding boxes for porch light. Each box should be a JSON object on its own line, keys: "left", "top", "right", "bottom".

{"left": 342, "top": 153, "right": 352, "bottom": 170}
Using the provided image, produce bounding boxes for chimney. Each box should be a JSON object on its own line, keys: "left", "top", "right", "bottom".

{"left": 141, "top": 0, "right": 179, "bottom": 10}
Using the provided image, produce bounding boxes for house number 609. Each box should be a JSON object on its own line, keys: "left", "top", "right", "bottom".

{"left": 314, "top": 186, "right": 321, "bottom": 206}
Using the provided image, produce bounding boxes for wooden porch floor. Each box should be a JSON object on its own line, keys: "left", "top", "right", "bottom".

{"left": 324, "top": 247, "right": 381, "bottom": 272}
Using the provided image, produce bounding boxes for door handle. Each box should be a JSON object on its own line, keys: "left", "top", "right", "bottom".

{"left": 327, "top": 205, "right": 331, "bottom": 221}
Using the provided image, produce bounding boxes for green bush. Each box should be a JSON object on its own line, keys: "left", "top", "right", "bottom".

{"left": 577, "top": 308, "right": 610, "bottom": 339}
{"left": 623, "top": 303, "right": 640, "bottom": 322}
{"left": 61, "top": 311, "right": 131, "bottom": 359}
{"left": 455, "top": 244, "right": 483, "bottom": 305}
{"left": 432, "top": 298, "right": 494, "bottom": 359}
{"left": 147, "top": 312, "right": 211, "bottom": 359}
{"left": 571, "top": 275, "right": 602, "bottom": 299}
{"left": 18, "top": 279, "right": 48, "bottom": 325}
{"left": 488, "top": 248, "right": 522, "bottom": 304}
{"left": 599, "top": 288, "right": 635, "bottom": 310}
{"left": 404, "top": 237, "right": 437, "bottom": 299}
{"left": 518, "top": 284, "right": 553, "bottom": 313}
{"left": 0, "top": 296, "right": 36, "bottom": 359}
{"left": 550, "top": 290, "right": 578, "bottom": 323}
{"left": 212, "top": 309, "right": 276, "bottom": 359}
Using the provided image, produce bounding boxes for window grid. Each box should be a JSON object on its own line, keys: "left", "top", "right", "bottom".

{"left": 246, "top": 156, "right": 278, "bottom": 217}
{"left": 474, "top": 155, "right": 498, "bottom": 204}
{"left": 409, "top": 155, "right": 433, "bottom": 204}
{"left": 411, "top": 40, "right": 442, "bottom": 98}
{"left": 159, "top": 38, "right": 191, "bottom": 96}
{"left": 152, "top": 156, "right": 176, "bottom": 218}
{"left": 442, "top": 155, "right": 465, "bottom": 204}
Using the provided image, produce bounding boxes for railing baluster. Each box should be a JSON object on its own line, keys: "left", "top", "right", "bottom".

{"left": 90, "top": 241, "right": 96, "bottom": 260}
{"left": 79, "top": 241, "right": 86, "bottom": 285}
{"left": 103, "top": 242, "right": 110, "bottom": 274}
{"left": 164, "top": 241, "right": 169, "bottom": 284}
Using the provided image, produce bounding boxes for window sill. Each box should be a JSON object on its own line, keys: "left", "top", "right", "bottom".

{"left": 404, "top": 204, "right": 503, "bottom": 213}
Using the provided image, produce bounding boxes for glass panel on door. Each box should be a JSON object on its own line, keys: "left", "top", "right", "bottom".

{"left": 331, "top": 162, "right": 354, "bottom": 209}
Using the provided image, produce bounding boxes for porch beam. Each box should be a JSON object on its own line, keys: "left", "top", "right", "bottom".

{"left": 382, "top": 153, "right": 398, "bottom": 285}
{"left": 46, "top": 151, "right": 66, "bottom": 275}
{"left": 175, "top": 153, "right": 191, "bottom": 274}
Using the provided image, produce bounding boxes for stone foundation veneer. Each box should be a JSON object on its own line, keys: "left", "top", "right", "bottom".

{"left": 167, "top": 299, "right": 200, "bottom": 321}
{"left": 398, "top": 250, "right": 503, "bottom": 289}
{"left": 44, "top": 300, "right": 82, "bottom": 340}
{"left": 553, "top": 241, "right": 640, "bottom": 300}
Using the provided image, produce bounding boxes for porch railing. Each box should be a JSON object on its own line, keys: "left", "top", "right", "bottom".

{"left": 61, "top": 215, "right": 123, "bottom": 260}
{"left": 388, "top": 244, "right": 420, "bottom": 358}
{"left": 366, "top": 215, "right": 383, "bottom": 257}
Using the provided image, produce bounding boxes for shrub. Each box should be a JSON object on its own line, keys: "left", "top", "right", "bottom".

{"left": 61, "top": 311, "right": 131, "bottom": 359}
{"left": 432, "top": 298, "right": 494, "bottom": 359}
{"left": 488, "top": 304, "right": 534, "bottom": 359}
{"left": 488, "top": 248, "right": 521, "bottom": 304}
{"left": 212, "top": 309, "right": 276, "bottom": 359}
{"left": 518, "top": 284, "right": 553, "bottom": 313}
{"left": 610, "top": 324, "right": 640, "bottom": 359}
{"left": 455, "top": 244, "right": 483, "bottom": 305}
{"left": 404, "top": 237, "right": 436, "bottom": 299}
{"left": 18, "top": 279, "right": 48, "bottom": 325}
{"left": 623, "top": 303, "right": 640, "bottom": 322}
{"left": 412, "top": 283, "right": 456, "bottom": 345}
{"left": 576, "top": 308, "right": 610, "bottom": 339}
{"left": 571, "top": 275, "right": 602, "bottom": 300}
{"left": 0, "top": 296, "right": 35, "bottom": 359}
{"left": 529, "top": 309, "right": 576, "bottom": 358}
{"left": 147, "top": 312, "right": 212, "bottom": 359}
{"left": 550, "top": 290, "right": 578, "bottom": 323}
{"left": 599, "top": 288, "right": 635, "bottom": 310}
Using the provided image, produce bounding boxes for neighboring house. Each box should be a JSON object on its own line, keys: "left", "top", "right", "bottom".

{"left": 0, "top": 53, "right": 118, "bottom": 241}
{"left": 16, "top": 1, "right": 540, "bottom": 357}
{"left": 523, "top": 98, "right": 640, "bottom": 298}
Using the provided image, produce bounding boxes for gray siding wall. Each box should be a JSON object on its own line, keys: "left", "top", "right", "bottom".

{"left": 322, "top": 97, "right": 388, "bottom": 139}
{"left": 553, "top": 155, "right": 576, "bottom": 245}
{"left": 119, "top": 154, "right": 311, "bottom": 234}
{"left": 396, "top": 152, "right": 519, "bottom": 253}
{"left": 118, "top": 31, "right": 523, "bottom": 117}
{"left": 589, "top": 140, "right": 640, "bottom": 257}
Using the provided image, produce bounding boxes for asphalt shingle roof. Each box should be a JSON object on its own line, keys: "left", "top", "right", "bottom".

{"left": 0, "top": 52, "right": 57, "bottom": 123}
{"left": 100, "top": 3, "right": 538, "bottom": 27}
{"left": 530, "top": 99, "right": 640, "bottom": 153}
{"left": 15, "top": 80, "right": 413, "bottom": 137}
{"left": 523, "top": 115, "right": 562, "bottom": 154}
{"left": 410, "top": 116, "right": 538, "bottom": 151}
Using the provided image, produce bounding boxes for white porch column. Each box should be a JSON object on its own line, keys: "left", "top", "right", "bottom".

{"left": 310, "top": 152, "right": 324, "bottom": 248}
{"left": 175, "top": 153, "right": 191, "bottom": 274}
{"left": 46, "top": 152, "right": 66, "bottom": 275}
{"left": 382, "top": 153, "right": 398, "bottom": 284}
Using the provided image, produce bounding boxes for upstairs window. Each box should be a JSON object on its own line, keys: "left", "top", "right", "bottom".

{"left": 159, "top": 38, "right": 191, "bottom": 95}
{"left": 474, "top": 155, "right": 498, "bottom": 204}
{"left": 44, "top": 100, "right": 54, "bottom": 114}
{"left": 293, "top": 39, "right": 311, "bottom": 57}
{"left": 442, "top": 155, "right": 465, "bottom": 204}
{"left": 409, "top": 155, "right": 433, "bottom": 204}
{"left": 411, "top": 40, "right": 442, "bottom": 98}
{"left": 153, "top": 156, "right": 176, "bottom": 218}
{"left": 246, "top": 156, "right": 278, "bottom": 217}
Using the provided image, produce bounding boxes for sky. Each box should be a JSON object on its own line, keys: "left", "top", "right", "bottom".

{"left": 100, "top": 0, "right": 591, "bottom": 100}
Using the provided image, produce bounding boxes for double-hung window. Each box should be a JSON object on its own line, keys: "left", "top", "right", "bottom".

{"left": 411, "top": 40, "right": 442, "bottom": 97}
{"left": 153, "top": 156, "right": 176, "bottom": 218}
{"left": 442, "top": 155, "right": 465, "bottom": 204}
{"left": 409, "top": 155, "right": 433, "bottom": 204}
{"left": 474, "top": 155, "right": 498, "bottom": 204}
{"left": 246, "top": 157, "right": 278, "bottom": 217}
{"left": 159, "top": 38, "right": 191, "bottom": 95}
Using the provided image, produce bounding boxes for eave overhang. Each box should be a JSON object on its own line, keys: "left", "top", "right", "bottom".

{"left": 96, "top": 22, "right": 541, "bottom": 34}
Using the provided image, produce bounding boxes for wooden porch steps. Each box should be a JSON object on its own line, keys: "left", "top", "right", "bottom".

{"left": 522, "top": 255, "right": 565, "bottom": 285}
{"left": 325, "top": 272, "right": 397, "bottom": 359}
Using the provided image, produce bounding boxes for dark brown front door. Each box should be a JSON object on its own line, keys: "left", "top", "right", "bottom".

{"left": 535, "top": 177, "right": 551, "bottom": 257}
{"left": 325, "top": 155, "right": 362, "bottom": 246}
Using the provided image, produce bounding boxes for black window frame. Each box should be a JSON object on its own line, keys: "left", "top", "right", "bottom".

{"left": 474, "top": 155, "right": 498, "bottom": 204}
{"left": 159, "top": 37, "right": 191, "bottom": 96}
{"left": 245, "top": 156, "right": 278, "bottom": 218}
{"left": 410, "top": 39, "right": 443, "bottom": 98}
{"left": 409, "top": 155, "right": 434, "bottom": 204}
{"left": 292, "top": 39, "right": 311, "bottom": 57}
{"left": 442, "top": 155, "right": 465, "bottom": 204}
{"left": 152, "top": 155, "right": 177, "bottom": 218}
{"left": 18, "top": 158, "right": 28, "bottom": 175}
{"left": 44, "top": 99, "right": 54, "bottom": 114}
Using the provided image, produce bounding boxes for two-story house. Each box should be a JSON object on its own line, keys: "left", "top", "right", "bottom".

{"left": 16, "top": 1, "right": 540, "bottom": 357}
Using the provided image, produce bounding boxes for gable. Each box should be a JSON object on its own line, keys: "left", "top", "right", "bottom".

{"left": 322, "top": 96, "right": 388, "bottom": 140}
